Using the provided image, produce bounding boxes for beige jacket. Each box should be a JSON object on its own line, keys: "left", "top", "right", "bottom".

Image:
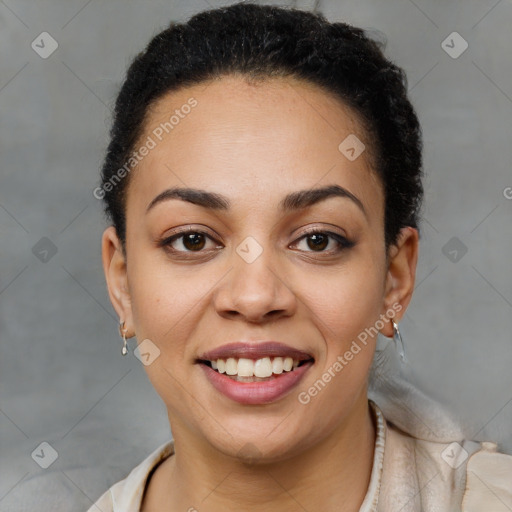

{"left": 87, "top": 401, "right": 512, "bottom": 511}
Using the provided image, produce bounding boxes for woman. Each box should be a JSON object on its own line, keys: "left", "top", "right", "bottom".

{"left": 90, "top": 3, "right": 511, "bottom": 510}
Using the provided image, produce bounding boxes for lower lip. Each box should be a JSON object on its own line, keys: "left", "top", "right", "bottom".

{"left": 198, "top": 361, "right": 314, "bottom": 405}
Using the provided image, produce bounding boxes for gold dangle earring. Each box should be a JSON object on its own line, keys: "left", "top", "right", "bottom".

{"left": 119, "top": 320, "right": 129, "bottom": 356}
{"left": 392, "top": 319, "right": 406, "bottom": 363}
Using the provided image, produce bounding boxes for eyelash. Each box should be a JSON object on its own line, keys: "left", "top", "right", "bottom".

{"left": 156, "top": 227, "right": 355, "bottom": 256}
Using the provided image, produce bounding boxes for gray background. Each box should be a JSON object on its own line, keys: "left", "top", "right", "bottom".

{"left": 1, "top": 0, "right": 511, "bottom": 509}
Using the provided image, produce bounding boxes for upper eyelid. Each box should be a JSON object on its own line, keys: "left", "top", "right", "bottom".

{"left": 159, "top": 227, "right": 217, "bottom": 243}
{"left": 159, "top": 227, "right": 350, "bottom": 250}
{"left": 160, "top": 226, "right": 345, "bottom": 240}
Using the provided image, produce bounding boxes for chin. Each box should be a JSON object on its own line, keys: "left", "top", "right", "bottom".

{"left": 200, "top": 416, "right": 314, "bottom": 465}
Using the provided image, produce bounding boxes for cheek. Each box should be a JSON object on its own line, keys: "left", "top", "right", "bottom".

{"left": 308, "top": 258, "right": 385, "bottom": 340}
{"left": 126, "top": 256, "right": 204, "bottom": 358}
{"left": 289, "top": 267, "right": 383, "bottom": 442}
{"left": 302, "top": 251, "right": 385, "bottom": 383}
{"left": 126, "top": 263, "right": 204, "bottom": 408}
{"left": 293, "top": 270, "right": 382, "bottom": 426}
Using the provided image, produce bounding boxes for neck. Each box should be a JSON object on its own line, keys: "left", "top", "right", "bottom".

{"left": 149, "top": 394, "right": 376, "bottom": 512}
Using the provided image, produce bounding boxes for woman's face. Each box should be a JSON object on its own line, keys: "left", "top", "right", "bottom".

{"left": 103, "top": 74, "right": 416, "bottom": 462}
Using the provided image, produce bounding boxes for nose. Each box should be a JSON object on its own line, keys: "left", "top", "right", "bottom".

{"left": 213, "top": 244, "right": 298, "bottom": 324}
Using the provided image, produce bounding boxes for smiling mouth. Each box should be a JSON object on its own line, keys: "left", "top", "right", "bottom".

{"left": 197, "top": 356, "right": 315, "bottom": 382}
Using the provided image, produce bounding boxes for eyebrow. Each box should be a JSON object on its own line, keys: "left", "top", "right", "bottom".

{"left": 146, "top": 184, "right": 366, "bottom": 217}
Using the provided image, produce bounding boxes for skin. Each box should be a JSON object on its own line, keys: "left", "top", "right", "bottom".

{"left": 102, "top": 74, "right": 418, "bottom": 512}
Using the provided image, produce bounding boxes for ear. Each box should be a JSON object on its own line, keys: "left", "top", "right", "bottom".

{"left": 101, "top": 226, "right": 134, "bottom": 336}
{"left": 380, "top": 226, "right": 419, "bottom": 337}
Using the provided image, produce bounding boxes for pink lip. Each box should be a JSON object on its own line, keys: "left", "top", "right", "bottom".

{"left": 198, "top": 360, "right": 314, "bottom": 405}
{"left": 197, "top": 341, "right": 314, "bottom": 362}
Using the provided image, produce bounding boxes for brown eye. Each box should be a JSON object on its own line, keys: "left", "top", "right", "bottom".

{"left": 292, "top": 229, "right": 354, "bottom": 254}
{"left": 157, "top": 229, "right": 221, "bottom": 254}
{"left": 181, "top": 232, "right": 206, "bottom": 251}
{"left": 305, "top": 232, "right": 329, "bottom": 252}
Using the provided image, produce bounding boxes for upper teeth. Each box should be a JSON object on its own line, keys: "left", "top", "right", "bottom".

{"left": 211, "top": 357, "right": 300, "bottom": 378}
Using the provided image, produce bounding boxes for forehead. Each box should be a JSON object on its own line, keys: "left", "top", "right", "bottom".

{"left": 126, "top": 74, "right": 383, "bottom": 221}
